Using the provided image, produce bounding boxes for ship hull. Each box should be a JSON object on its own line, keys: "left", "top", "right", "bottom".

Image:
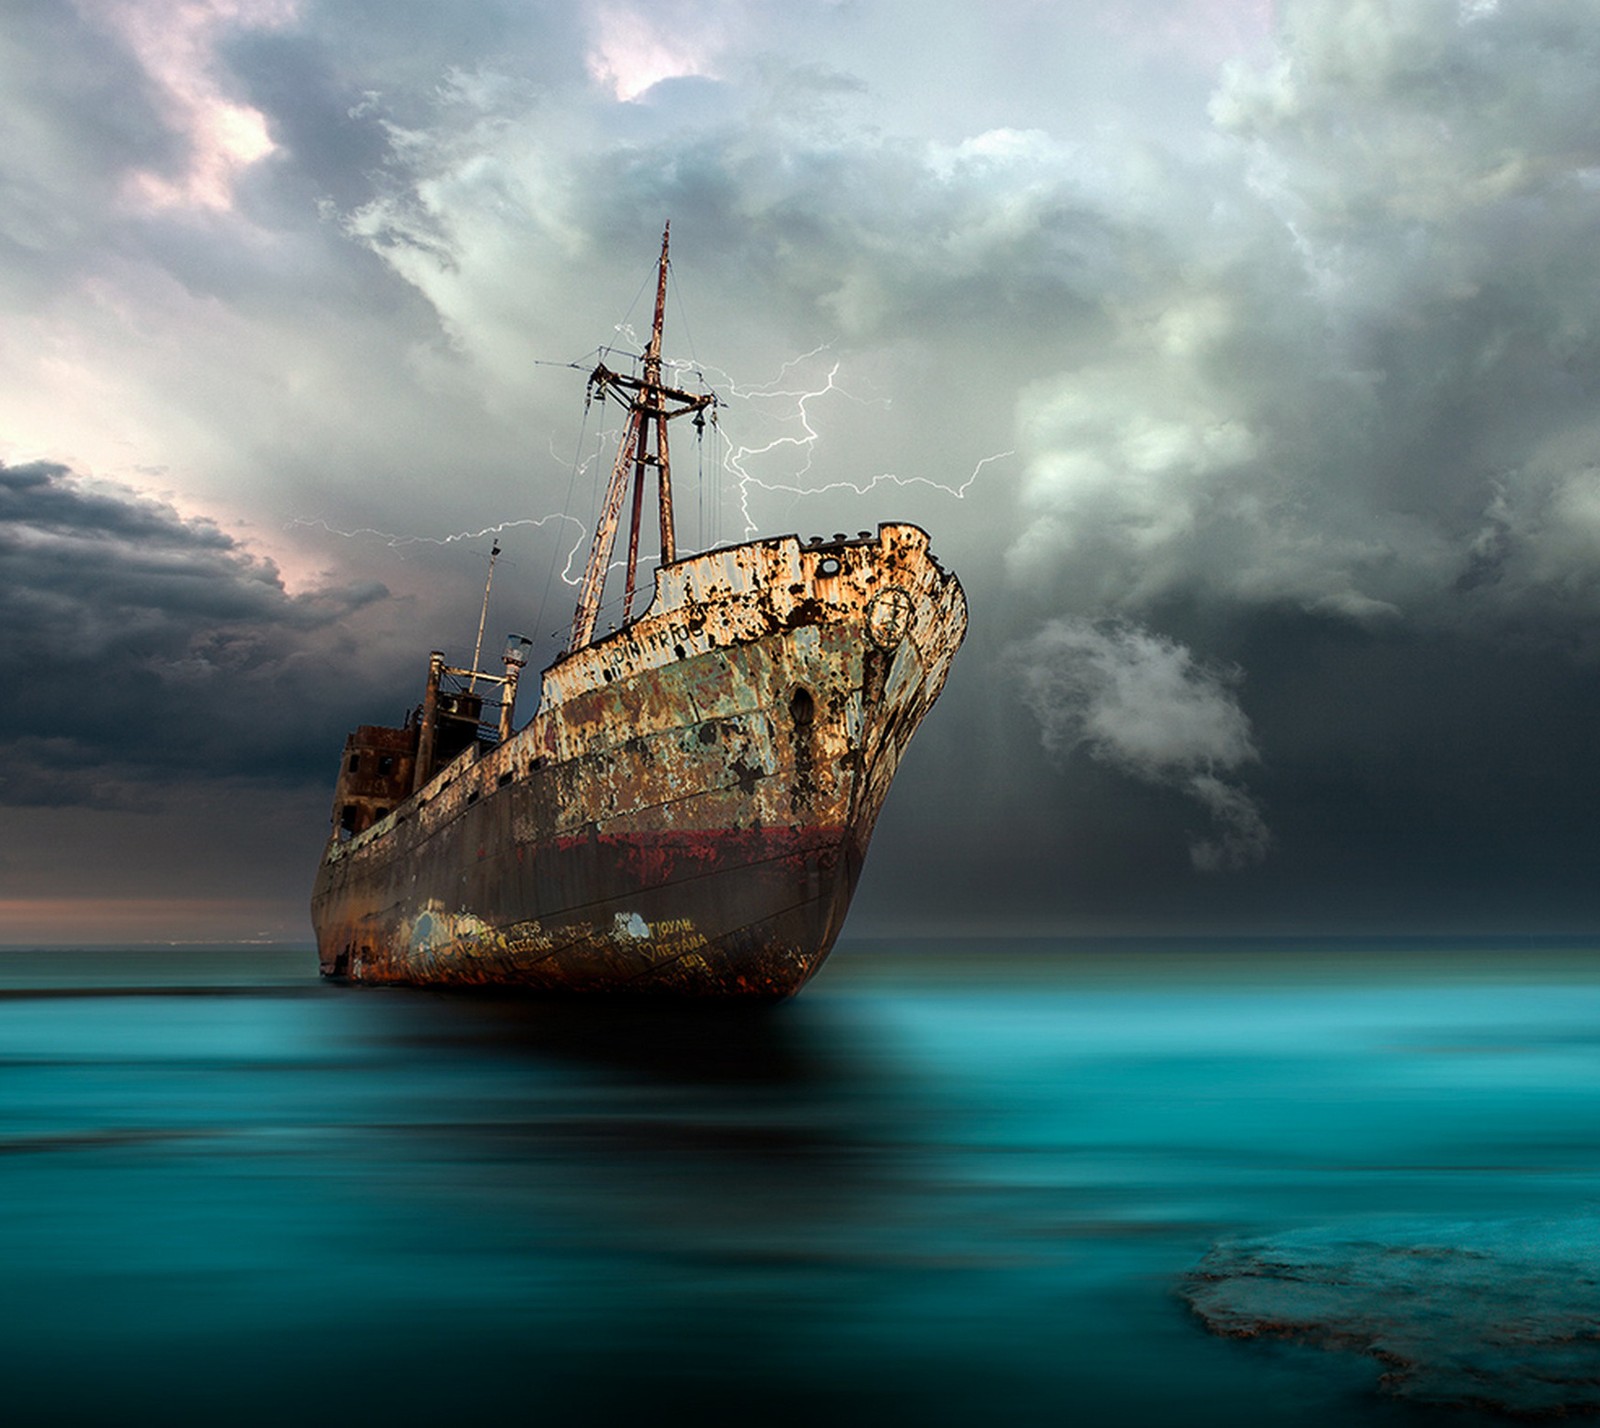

{"left": 311, "top": 524, "right": 965, "bottom": 997}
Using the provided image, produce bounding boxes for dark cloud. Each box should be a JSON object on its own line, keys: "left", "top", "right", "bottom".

{"left": 0, "top": 460, "right": 393, "bottom": 807}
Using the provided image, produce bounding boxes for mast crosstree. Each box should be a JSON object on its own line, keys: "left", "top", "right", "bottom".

{"left": 568, "top": 222, "right": 716, "bottom": 654}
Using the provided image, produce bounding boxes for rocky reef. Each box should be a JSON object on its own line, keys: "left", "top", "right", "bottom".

{"left": 1182, "top": 1220, "right": 1600, "bottom": 1417}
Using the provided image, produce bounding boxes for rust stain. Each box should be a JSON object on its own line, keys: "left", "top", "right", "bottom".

{"left": 311, "top": 524, "right": 966, "bottom": 998}
{"left": 311, "top": 228, "right": 964, "bottom": 998}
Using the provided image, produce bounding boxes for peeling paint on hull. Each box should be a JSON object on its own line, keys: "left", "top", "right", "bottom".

{"left": 311, "top": 523, "right": 966, "bottom": 998}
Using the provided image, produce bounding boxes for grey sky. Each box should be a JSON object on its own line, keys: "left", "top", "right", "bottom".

{"left": 4, "top": 0, "right": 1600, "bottom": 941}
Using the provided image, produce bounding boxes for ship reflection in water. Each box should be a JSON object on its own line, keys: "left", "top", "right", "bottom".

{"left": 6, "top": 941, "right": 1600, "bottom": 1426}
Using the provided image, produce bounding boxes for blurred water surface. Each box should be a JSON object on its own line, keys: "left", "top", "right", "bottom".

{"left": 4, "top": 939, "right": 1600, "bottom": 1426}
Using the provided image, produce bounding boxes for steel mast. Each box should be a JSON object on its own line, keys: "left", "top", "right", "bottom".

{"left": 568, "top": 223, "right": 716, "bottom": 654}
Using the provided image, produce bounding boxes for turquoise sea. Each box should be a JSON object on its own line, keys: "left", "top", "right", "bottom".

{"left": 4, "top": 939, "right": 1600, "bottom": 1426}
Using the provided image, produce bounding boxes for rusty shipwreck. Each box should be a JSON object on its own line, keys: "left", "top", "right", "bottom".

{"left": 311, "top": 228, "right": 967, "bottom": 996}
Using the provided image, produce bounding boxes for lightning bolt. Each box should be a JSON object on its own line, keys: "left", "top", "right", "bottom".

{"left": 288, "top": 346, "right": 1008, "bottom": 637}
{"left": 287, "top": 429, "right": 651, "bottom": 642}
{"left": 699, "top": 346, "right": 1014, "bottom": 537}
{"left": 289, "top": 511, "right": 593, "bottom": 584}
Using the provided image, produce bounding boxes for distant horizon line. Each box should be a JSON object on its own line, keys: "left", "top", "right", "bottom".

{"left": 3, "top": 932, "right": 1600, "bottom": 954}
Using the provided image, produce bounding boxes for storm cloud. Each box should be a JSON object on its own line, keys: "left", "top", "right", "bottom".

{"left": 7, "top": 0, "right": 1600, "bottom": 937}
{"left": 0, "top": 459, "right": 390, "bottom": 806}
{"left": 1011, "top": 0, "right": 1600, "bottom": 639}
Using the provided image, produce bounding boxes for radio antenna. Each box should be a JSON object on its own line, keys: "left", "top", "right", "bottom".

{"left": 468, "top": 542, "right": 501, "bottom": 690}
